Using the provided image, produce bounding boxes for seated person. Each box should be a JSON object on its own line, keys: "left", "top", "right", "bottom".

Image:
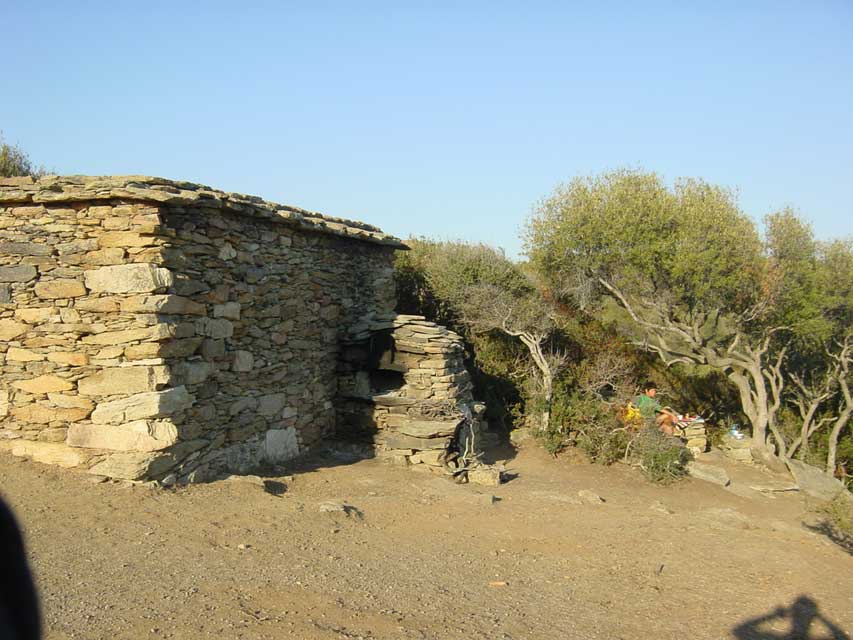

{"left": 634, "top": 382, "right": 680, "bottom": 436}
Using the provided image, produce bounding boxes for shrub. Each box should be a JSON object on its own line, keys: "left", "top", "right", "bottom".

{"left": 561, "top": 392, "right": 629, "bottom": 464}
{"left": 0, "top": 133, "right": 43, "bottom": 178}
{"left": 576, "top": 422, "right": 630, "bottom": 465}
{"left": 535, "top": 428, "right": 569, "bottom": 456}
{"left": 630, "top": 429, "right": 692, "bottom": 484}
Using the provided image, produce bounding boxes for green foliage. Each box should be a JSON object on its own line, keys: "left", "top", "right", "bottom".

{"left": 539, "top": 387, "right": 629, "bottom": 463}
{"left": 575, "top": 420, "right": 629, "bottom": 465}
{"left": 394, "top": 237, "right": 661, "bottom": 446}
{"left": 525, "top": 167, "right": 853, "bottom": 467}
{"left": 0, "top": 133, "right": 43, "bottom": 178}
{"left": 631, "top": 429, "right": 692, "bottom": 484}
{"left": 535, "top": 428, "right": 569, "bottom": 456}
{"left": 837, "top": 434, "right": 853, "bottom": 487}
{"left": 395, "top": 238, "right": 529, "bottom": 327}
{"left": 394, "top": 239, "right": 530, "bottom": 428}
{"left": 818, "top": 239, "right": 853, "bottom": 330}
{"left": 526, "top": 168, "right": 765, "bottom": 316}
{"left": 658, "top": 362, "right": 740, "bottom": 427}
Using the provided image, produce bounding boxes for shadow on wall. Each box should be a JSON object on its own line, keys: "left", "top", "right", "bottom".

{"left": 732, "top": 596, "right": 850, "bottom": 640}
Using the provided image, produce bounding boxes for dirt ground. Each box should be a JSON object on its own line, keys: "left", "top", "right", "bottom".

{"left": 2, "top": 442, "right": 852, "bottom": 640}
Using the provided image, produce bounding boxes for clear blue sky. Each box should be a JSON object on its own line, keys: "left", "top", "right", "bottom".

{"left": 3, "top": 1, "right": 851, "bottom": 257}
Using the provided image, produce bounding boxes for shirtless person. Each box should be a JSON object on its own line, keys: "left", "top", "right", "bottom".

{"left": 634, "top": 382, "right": 680, "bottom": 436}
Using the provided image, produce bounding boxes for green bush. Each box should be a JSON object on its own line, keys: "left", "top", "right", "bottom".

{"left": 556, "top": 392, "right": 628, "bottom": 464}
{"left": 535, "top": 428, "right": 569, "bottom": 456}
{"left": 0, "top": 133, "right": 43, "bottom": 178}
{"left": 576, "top": 422, "right": 630, "bottom": 465}
{"left": 630, "top": 429, "right": 692, "bottom": 484}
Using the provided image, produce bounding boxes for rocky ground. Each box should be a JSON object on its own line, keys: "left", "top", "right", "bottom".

{"left": 2, "top": 442, "right": 852, "bottom": 640}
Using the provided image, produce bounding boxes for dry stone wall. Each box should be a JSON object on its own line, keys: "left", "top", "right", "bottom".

{"left": 0, "top": 175, "right": 401, "bottom": 482}
{"left": 337, "top": 314, "right": 488, "bottom": 476}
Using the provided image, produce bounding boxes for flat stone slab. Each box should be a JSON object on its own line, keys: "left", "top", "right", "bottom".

{"left": 371, "top": 394, "right": 417, "bottom": 407}
{"left": 749, "top": 481, "right": 799, "bottom": 493}
{"left": 0, "top": 440, "right": 92, "bottom": 468}
{"left": 397, "top": 420, "right": 462, "bottom": 439}
{"left": 687, "top": 461, "right": 731, "bottom": 487}
{"left": 381, "top": 433, "right": 452, "bottom": 451}
{"left": 786, "top": 459, "right": 853, "bottom": 502}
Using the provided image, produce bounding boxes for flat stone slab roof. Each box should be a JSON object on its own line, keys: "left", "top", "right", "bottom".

{"left": 0, "top": 175, "right": 406, "bottom": 249}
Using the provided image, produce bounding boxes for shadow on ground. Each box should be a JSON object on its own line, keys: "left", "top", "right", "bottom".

{"left": 732, "top": 596, "right": 850, "bottom": 640}
{"left": 239, "top": 430, "right": 520, "bottom": 487}
{"left": 803, "top": 520, "right": 853, "bottom": 556}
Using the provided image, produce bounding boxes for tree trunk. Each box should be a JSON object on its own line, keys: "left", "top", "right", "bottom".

{"left": 520, "top": 333, "right": 553, "bottom": 433}
{"left": 826, "top": 377, "right": 851, "bottom": 475}
{"left": 790, "top": 401, "right": 819, "bottom": 460}
{"left": 764, "top": 356, "right": 788, "bottom": 459}
{"left": 727, "top": 368, "right": 770, "bottom": 449}
{"left": 542, "top": 372, "right": 553, "bottom": 433}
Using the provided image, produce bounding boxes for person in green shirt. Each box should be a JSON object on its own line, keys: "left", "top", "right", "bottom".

{"left": 635, "top": 382, "right": 680, "bottom": 436}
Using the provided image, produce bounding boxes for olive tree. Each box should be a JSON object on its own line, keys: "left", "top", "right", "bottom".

{"left": 0, "top": 133, "right": 43, "bottom": 178}
{"left": 525, "top": 169, "right": 825, "bottom": 453}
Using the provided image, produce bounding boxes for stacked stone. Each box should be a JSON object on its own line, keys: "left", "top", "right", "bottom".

{"left": 338, "top": 314, "right": 487, "bottom": 473}
{"left": 682, "top": 421, "right": 708, "bottom": 455}
{"left": 1, "top": 175, "right": 402, "bottom": 483}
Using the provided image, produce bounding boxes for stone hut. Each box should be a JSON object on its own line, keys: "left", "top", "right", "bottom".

{"left": 0, "top": 175, "right": 426, "bottom": 482}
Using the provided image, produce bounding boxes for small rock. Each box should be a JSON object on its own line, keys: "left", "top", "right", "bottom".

{"left": 263, "top": 480, "right": 287, "bottom": 496}
{"left": 237, "top": 543, "right": 250, "bottom": 550}
{"left": 88, "top": 475, "right": 109, "bottom": 484}
{"left": 160, "top": 473, "right": 177, "bottom": 488}
{"left": 649, "top": 501, "right": 674, "bottom": 515}
{"left": 468, "top": 466, "right": 502, "bottom": 487}
{"left": 319, "top": 501, "right": 362, "bottom": 518}
{"left": 488, "top": 581, "right": 508, "bottom": 587}
{"left": 578, "top": 489, "right": 605, "bottom": 504}
{"left": 319, "top": 501, "right": 346, "bottom": 513}
{"left": 224, "top": 474, "right": 265, "bottom": 486}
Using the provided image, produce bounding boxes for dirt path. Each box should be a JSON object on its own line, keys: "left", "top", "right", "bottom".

{"left": 1, "top": 444, "right": 851, "bottom": 639}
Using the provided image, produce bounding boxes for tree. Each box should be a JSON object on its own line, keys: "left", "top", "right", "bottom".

{"left": 825, "top": 335, "right": 852, "bottom": 475}
{"left": 0, "top": 133, "right": 43, "bottom": 178}
{"left": 460, "top": 276, "right": 571, "bottom": 432}
{"left": 773, "top": 236, "right": 853, "bottom": 472}
{"left": 395, "top": 239, "right": 569, "bottom": 432}
{"left": 525, "top": 169, "right": 829, "bottom": 454}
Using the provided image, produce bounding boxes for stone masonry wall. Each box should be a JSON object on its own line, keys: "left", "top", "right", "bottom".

{"left": 0, "top": 176, "right": 401, "bottom": 483}
{"left": 337, "top": 314, "right": 489, "bottom": 476}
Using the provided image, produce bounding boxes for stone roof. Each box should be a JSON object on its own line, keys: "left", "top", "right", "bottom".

{"left": 0, "top": 175, "right": 407, "bottom": 249}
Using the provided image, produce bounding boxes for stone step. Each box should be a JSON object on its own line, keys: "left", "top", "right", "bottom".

{"left": 397, "top": 419, "right": 462, "bottom": 439}
{"left": 371, "top": 394, "right": 417, "bottom": 407}
{"left": 378, "top": 433, "right": 452, "bottom": 451}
